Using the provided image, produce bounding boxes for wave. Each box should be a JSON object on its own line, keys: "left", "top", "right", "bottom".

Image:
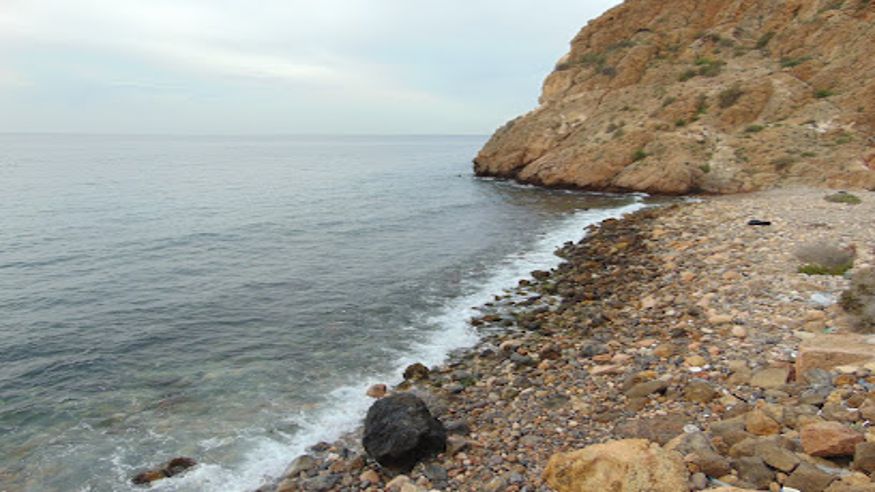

{"left": 136, "top": 197, "right": 648, "bottom": 492}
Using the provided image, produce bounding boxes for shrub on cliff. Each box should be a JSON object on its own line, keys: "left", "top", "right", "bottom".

{"left": 795, "top": 242, "right": 855, "bottom": 276}
{"left": 840, "top": 268, "right": 875, "bottom": 333}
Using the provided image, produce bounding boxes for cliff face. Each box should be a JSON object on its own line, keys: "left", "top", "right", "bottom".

{"left": 474, "top": 0, "right": 875, "bottom": 194}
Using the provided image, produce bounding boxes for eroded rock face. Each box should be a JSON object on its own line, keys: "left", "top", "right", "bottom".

{"left": 543, "top": 438, "right": 688, "bottom": 492}
{"left": 474, "top": 0, "right": 875, "bottom": 194}
{"left": 362, "top": 393, "right": 446, "bottom": 472}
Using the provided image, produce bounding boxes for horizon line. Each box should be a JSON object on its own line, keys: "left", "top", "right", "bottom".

{"left": 0, "top": 131, "right": 491, "bottom": 138}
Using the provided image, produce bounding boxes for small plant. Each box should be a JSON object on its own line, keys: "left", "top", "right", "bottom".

{"left": 835, "top": 132, "right": 853, "bottom": 145}
{"left": 840, "top": 267, "right": 875, "bottom": 333}
{"left": 632, "top": 149, "right": 649, "bottom": 162}
{"left": 695, "top": 58, "right": 725, "bottom": 77}
{"left": 780, "top": 56, "right": 812, "bottom": 68}
{"left": 756, "top": 31, "right": 776, "bottom": 49}
{"left": 679, "top": 69, "right": 697, "bottom": 82}
{"left": 772, "top": 156, "right": 796, "bottom": 170}
{"left": 815, "top": 89, "right": 835, "bottom": 99}
{"left": 745, "top": 124, "right": 765, "bottom": 133}
{"left": 718, "top": 84, "right": 745, "bottom": 108}
{"left": 699, "top": 163, "right": 712, "bottom": 173}
{"left": 801, "top": 151, "right": 818, "bottom": 157}
{"left": 824, "top": 192, "right": 862, "bottom": 204}
{"left": 662, "top": 96, "right": 677, "bottom": 107}
{"left": 601, "top": 66, "right": 618, "bottom": 77}
{"left": 675, "top": 119, "right": 687, "bottom": 127}
{"left": 696, "top": 95, "right": 709, "bottom": 115}
{"left": 795, "top": 241, "right": 855, "bottom": 276}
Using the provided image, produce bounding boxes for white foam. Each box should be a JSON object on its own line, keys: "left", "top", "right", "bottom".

{"left": 145, "top": 197, "right": 648, "bottom": 492}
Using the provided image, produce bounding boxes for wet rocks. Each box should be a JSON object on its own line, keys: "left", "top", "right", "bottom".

{"left": 131, "top": 457, "right": 197, "bottom": 485}
{"left": 403, "top": 363, "right": 430, "bottom": 381}
{"left": 362, "top": 393, "right": 446, "bottom": 472}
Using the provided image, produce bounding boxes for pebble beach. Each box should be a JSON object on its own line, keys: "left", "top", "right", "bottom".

{"left": 262, "top": 187, "right": 875, "bottom": 492}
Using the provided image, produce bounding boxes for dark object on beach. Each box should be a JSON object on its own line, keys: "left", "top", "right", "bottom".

{"left": 747, "top": 219, "right": 772, "bottom": 226}
{"left": 403, "top": 362, "right": 430, "bottom": 381}
{"left": 363, "top": 392, "right": 447, "bottom": 471}
{"left": 131, "top": 456, "right": 197, "bottom": 485}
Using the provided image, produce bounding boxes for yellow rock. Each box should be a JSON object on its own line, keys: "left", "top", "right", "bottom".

{"left": 544, "top": 439, "right": 689, "bottom": 492}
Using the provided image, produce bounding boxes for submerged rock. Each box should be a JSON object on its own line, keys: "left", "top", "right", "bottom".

{"left": 362, "top": 393, "right": 446, "bottom": 472}
{"left": 131, "top": 456, "right": 197, "bottom": 485}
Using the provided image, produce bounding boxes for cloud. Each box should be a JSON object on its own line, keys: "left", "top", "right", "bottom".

{"left": 0, "top": 0, "right": 620, "bottom": 133}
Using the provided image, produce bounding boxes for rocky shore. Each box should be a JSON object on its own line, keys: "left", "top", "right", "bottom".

{"left": 257, "top": 187, "right": 875, "bottom": 492}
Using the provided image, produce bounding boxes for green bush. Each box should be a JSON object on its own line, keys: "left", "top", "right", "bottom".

{"left": 824, "top": 192, "right": 862, "bottom": 204}
{"left": 632, "top": 149, "right": 649, "bottom": 162}
{"left": 756, "top": 32, "right": 776, "bottom": 49}
{"left": 719, "top": 84, "right": 744, "bottom": 108}
{"left": 679, "top": 69, "right": 697, "bottom": 82}
{"left": 840, "top": 267, "right": 875, "bottom": 333}
{"left": 795, "top": 241, "right": 855, "bottom": 276}
{"left": 780, "top": 56, "right": 811, "bottom": 68}
{"left": 745, "top": 125, "right": 765, "bottom": 133}
{"left": 815, "top": 89, "right": 835, "bottom": 99}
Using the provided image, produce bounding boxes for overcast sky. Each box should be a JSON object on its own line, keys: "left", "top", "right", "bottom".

{"left": 0, "top": 1, "right": 619, "bottom": 134}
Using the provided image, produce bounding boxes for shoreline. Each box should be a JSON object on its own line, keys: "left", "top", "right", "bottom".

{"left": 260, "top": 186, "right": 875, "bottom": 492}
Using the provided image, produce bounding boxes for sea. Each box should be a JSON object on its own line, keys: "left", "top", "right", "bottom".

{"left": 0, "top": 134, "right": 646, "bottom": 491}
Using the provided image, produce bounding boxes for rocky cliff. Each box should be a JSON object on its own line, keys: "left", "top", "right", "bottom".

{"left": 474, "top": 0, "right": 875, "bottom": 194}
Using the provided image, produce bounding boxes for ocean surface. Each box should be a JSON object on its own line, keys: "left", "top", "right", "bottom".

{"left": 0, "top": 134, "right": 646, "bottom": 491}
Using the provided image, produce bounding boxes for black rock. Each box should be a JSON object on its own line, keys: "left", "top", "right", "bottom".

{"left": 747, "top": 219, "right": 772, "bottom": 226}
{"left": 363, "top": 393, "right": 447, "bottom": 472}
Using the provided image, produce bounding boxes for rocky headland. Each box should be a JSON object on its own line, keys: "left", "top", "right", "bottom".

{"left": 474, "top": 0, "right": 875, "bottom": 194}
{"left": 255, "top": 187, "right": 875, "bottom": 491}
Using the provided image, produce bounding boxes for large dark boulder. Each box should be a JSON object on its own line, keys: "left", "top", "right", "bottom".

{"left": 363, "top": 392, "right": 447, "bottom": 471}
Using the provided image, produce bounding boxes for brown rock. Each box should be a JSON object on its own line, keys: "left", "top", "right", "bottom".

{"left": 131, "top": 470, "right": 166, "bottom": 485}
{"left": 685, "top": 380, "right": 719, "bottom": 403}
{"left": 784, "top": 462, "right": 837, "bottom": 492}
{"left": 749, "top": 367, "right": 790, "bottom": 389}
{"left": 853, "top": 442, "right": 875, "bottom": 473}
{"left": 801, "top": 421, "right": 864, "bottom": 457}
{"left": 359, "top": 469, "right": 380, "bottom": 484}
{"left": 755, "top": 441, "right": 799, "bottom": 473}
{"left": 732, "top": 456, "right": 774, "bottom": 490}
{"left": 403, "top": 363, "right": 429, "bottom": 381}
{"left": 797, "top": 336, "right": 875, "bottom": 379}
{"left": 625, "top": 380, "right": 669, "bottom": 398}
{"left": 543, "top": 439, "right": 689, "bottom": 492}
{"left": 745, "top": 409, "right": 781, "bottom": 436}
{"left": 367, "top": 384, "right": 387, "bottom": 399}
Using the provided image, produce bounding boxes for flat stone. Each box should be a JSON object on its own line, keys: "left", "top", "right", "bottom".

{"left": 797, "top": 335, "right": 875, "bottom": 379}
{"left": 783, "top": 462, "right": 836, "bottom": 492}
{"left": 625, "top": 379, "right": 669, "bottom": 398}
{"left": 685, "top": 380, "right": 719, "bottom": 403}
{"left": 732, "top": 456, "right": 774, "bottom": 489}
{"left": 853, "top": 442, "right": 875, "bottom": 473}
{"left": 750, "top": 367, "right": 790, "bottom": 389}
{"left": 755, "top": 441, "right": 799, "bottom": 472}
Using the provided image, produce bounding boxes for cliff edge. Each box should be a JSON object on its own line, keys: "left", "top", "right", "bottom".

{"left": 474, "top": 0, "right": 875, "bottom": 194}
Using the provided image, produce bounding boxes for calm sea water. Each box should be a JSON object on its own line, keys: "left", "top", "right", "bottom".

{"left": 0, "top": 134, "right": 644, "bottom": 491}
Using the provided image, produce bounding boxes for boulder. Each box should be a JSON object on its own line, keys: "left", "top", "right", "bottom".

{"left": 784, "top": 462, "right": 837, "bottom": 492}
{"left": 362, "top": 393, "right": 446, "bottom": 472}
{"left": 543, "top": 438, "right": 688, "bottom": 492}
{"left": 801, "top": 421, "right": 864, "bottom": 457}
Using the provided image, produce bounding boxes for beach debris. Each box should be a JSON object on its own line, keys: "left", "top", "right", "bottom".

{"left": 747, "top": 219, "right": 772, "bottom": 226}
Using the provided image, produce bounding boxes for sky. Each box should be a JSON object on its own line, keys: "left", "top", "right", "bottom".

{"left": 0, "top": 1, "right": 620, "bottom": 135}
